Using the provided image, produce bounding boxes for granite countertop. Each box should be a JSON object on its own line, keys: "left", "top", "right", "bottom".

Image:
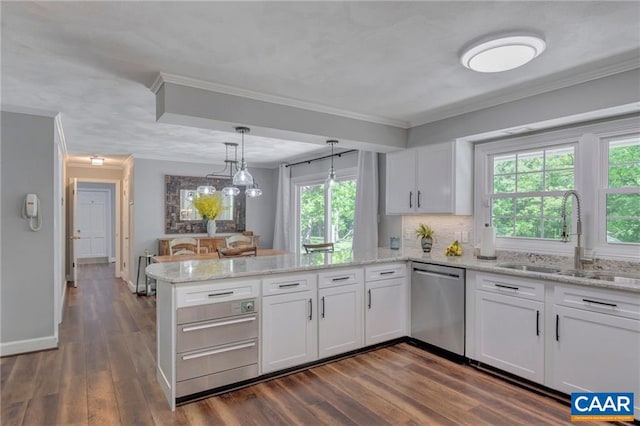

{"left": 146, "top": 248, "right": 640, "bottom": 293}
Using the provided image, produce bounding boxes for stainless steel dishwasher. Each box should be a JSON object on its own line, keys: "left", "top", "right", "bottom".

{"left": 411, "top": 262, "right": 465, "bottom": 357}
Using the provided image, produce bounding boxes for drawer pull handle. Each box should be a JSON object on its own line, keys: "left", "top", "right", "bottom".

{"left": 208, "top": 291, "right": 234, "bottom": 298}
{"left": 582, "top": 298, "right": 617, "bottom": 308}
{"left": 182, "top": 341, "right": 256, "bottom": 361}
{"left": 495, "top": 283, "right": 519, "bottom": 291}
{"left": 380, "top": 271, "right": 395, "bottom": 276}
{"left": 182, "top": 316, "right": 256, "bottom": 332}
{"left": 278, "top": 283, "right": 300, "bottom": 288}
{"left": 332, "top": 276, "right": 350, "bottom": 282}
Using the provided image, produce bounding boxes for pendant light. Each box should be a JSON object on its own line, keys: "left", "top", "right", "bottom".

{"left": 245, "top": 182, "right": 263, "bottom": 198}
{"left": 232, "top": 126, "right": 254, "bottom": 186}
{"left": 326, "top": 140, "right": 338, "bottom": 186}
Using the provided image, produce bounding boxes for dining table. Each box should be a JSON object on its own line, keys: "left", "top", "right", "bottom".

{"left": 152, "top": 249, "right": 289, "bottom": 263}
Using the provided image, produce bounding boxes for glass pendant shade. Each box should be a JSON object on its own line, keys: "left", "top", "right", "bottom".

{"left": 326, "top": 167, "right": 336, "bottom": 186}
{"left": 197, "top": 185, "right": 216, "bottom": 194}
{"left": 245, "top": 183, "right": 262, "bottom": 198}
{"left": 232, "top": 160, "right": 254, "bottom": 186}
{"left": 222, "top": 186, "right": 240, "bottom": 197}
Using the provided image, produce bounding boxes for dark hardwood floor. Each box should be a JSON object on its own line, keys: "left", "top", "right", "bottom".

{"left": 1, "top": 264, "right": 613, "bottom": 425}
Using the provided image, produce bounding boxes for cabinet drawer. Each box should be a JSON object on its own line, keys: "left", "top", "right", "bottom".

{"left": 176, "top": 364, "right": 258, "bottom": 398}
{"left": 176, "top": 339, "right": 258, "bottom": 382}
{"left": 554, "top": 284, "right": 640, "bottom": 321}
{"left": 262, "top": 273, "right": 317, "bottom": 296}
{"left": 176, "top": 279, "right": 260, "bottom": 308}
{"left": 176, "top": 313, "right": 258, "bottom": 353}
{"left": 365, "top": 263, "right": 406, "bottom": 282}
{"left": 476, "top": 273, "right": 544, "bottom": 302}
{"left": 318, "top": 268, "right": 363, "bottom": 289}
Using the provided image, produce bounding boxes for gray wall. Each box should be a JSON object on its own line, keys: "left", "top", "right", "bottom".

{"left": 1, "top": 111, "right": 56, "bottom": 348}
{"left": 77, "top": 181, "right": 116, "bottom": 259}
{"left": 132, "top": 158, "right": 277, "bottom": 264}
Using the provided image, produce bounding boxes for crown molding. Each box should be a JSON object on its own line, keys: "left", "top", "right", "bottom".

{"left": 66, "top": 161, "right": 126, "bottom": 170}
{"left": 409, "top": 51, "right": 640, "bottom": 127}
{"left": 1, "top": 104, "right": 59, "bottom": 118}
{"left": 151, "top": 72, "right": 409, "bottom": 129}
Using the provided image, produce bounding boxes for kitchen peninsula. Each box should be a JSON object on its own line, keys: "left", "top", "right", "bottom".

{"left": 146, "top": 249, "right": 640, "bottom": 414}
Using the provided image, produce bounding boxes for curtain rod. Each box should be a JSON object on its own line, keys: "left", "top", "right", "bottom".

{"left": 285, "top": 149, "right": 357, "bottom": 168}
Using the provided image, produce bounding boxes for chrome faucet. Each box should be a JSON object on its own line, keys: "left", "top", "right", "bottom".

{"left": 561, "top": 190, "right": 590, "bottom": 270}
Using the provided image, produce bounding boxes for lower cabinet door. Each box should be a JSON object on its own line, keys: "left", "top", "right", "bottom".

{"left": 261, "top": 290, "right": 317, "bottom": 374}
{"left": 318, "top": 284, "right": 363, "bottom": 358}
{"left": 552, "top": 305, "right": 640, "bottom": 419}
{"left": 475, "top": 290, "right": 544, "bottom": 383}
{"left": 365, "top": 278, "right": 407, "bottom": 345}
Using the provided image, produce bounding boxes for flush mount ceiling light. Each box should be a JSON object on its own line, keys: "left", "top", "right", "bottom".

{"left": 90, "top": 156, "right": 104, "bottom": 166}
{"left": 460, "top": 34, "right": 546, "bottom": 73}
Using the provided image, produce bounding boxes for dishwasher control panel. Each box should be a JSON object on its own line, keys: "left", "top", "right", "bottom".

{"left": 240, "top": 300, "right": 255, "bottom": 313}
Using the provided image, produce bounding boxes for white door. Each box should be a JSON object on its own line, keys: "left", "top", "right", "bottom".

{"left": 552, "top": 305, "right": 640, "bottom": 418}
{"left": 77, "top": 190, "right": 108, "bottom": 258}
{"left": 475, "top": 290, "right": 544, "bottom": 383}
{"left": 319, "top": 284, "right": 363, "bottom": 358}
{"left": 261, "top": 290, "right": 317, "bottom": 373}
{"left": 68, "top": 178, "right": 79, "bottom": 286}
{"left": 365, "top": 278, "right": 407, "bottom": 345}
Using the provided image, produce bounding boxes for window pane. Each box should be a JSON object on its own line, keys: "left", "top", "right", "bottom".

{"left": 609, "top": 138, "right": 640, "bottom": 164}
{"left": 606, "top": 219, "right": 640, "bottom": 243}
{"left": 492, "top": 198, "right": 514, "bottom": 216}
{"left": 515, "top": 219, "right": 542, "bottom": 238}
{"left": 609, "top": 164, "right": 640, "bottom": 188}
{"left": 494, "top": 154, "right": 516, "bottom": 174}
{"left": 299, "top": 183, "right": 325, "bottom": 249}
{"left": 516, "top": 197, "right": 542, "bottom": 217}
{"left": 545, "top": 147, "right": 574, "bottom": 170}
{"left": 517, "top": 151, "right": 543, "bottom": 172}
{"left": 493, "top": 174, "right": 515, "bottom": 193}
{"left": 330, "top": 180, "right": 356, "bottom": 251}
{"left": 493, "top": 217, "right": 514, "bottom": 237}
{"left": 543, "top": 196, "right": 570, "bottom": 218}
{"left": 543, "top": 219, "right": 564, "bottom": 239}
{"left": 517, "top": 172, "right": 543, "bottom": 192}
{"left": 545, "top": 170, "right": 574, "bottom": 191}
{"left": 607, "top": 193, "right": 640, "bottom": 218}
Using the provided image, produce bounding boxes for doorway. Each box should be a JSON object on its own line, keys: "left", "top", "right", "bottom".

{"left": 76, "top": 183, "right": 115, "bottom": 264}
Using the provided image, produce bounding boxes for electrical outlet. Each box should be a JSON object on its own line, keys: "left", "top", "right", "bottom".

{"left": 462, "top": 231, "right": 469, "bottom": 243}
{"left": 454, "top": 231, "right": 462, "bottom": 241}
{"left": 404, "top": 228, "right": 412, "bottom": 239}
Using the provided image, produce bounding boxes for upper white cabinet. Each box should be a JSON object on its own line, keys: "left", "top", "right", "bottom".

{"left": 385, "top": 140, "right": 472, "bottom": 215}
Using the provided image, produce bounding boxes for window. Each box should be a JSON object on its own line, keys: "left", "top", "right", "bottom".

{"left": 603, "top": 135, "right": 640, "bottom": 244}
{"left": 490, "top": 145, "right": 575, "bottom": 239}
{"left": 295, "top": 172, "right": 357, "bottom": 253}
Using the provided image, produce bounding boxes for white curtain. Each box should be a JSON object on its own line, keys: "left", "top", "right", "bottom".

{"left": 273, "top": 163, "right": 291, "bottom": 251}
{"left": 353, "top": 151, "right": 378, "bottom": 254}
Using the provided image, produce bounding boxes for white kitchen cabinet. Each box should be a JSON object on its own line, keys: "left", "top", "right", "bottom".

{"left": 385, "top": 140, "right": 472, "bottom": 215}
{"left": 365, "top": 277, "right": 407, "bottom": 345}
{"left": 552, "top": 284, "right": 640, "bottom": 419}
{"left": 261, "top": 274, "right": 318, "bottom": 374}
{"left": 476, "top": 290, "right": 544, "bottom": 383}
{"left": 318, "top": 283, "right": 363, "bottom": 358}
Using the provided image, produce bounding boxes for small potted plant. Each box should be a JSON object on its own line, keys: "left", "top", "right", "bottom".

{"left": 415, "top": 223, "right": 435, "bottom": 253}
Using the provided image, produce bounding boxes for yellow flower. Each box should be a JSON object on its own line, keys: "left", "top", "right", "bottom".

{"left": 192, "top": 194, "right": 225, "bottom": 220}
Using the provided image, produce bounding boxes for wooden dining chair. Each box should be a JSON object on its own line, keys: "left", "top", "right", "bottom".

{"left": 217, "top": 246, "right": 257, "bottom": 258}
{"left": 303, "top": 242, "right": 335, "bottom": 253}
{"left": 169, "top": 237, "right": 199, "bottom": 256}
{"left": 225, "top": 235, "right": 255, "bottom": 248}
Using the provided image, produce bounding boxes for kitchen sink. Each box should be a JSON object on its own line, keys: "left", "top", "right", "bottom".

{"left": 555, "top": 270, "right": 595, "bottom": 278}
{"left": 497, "top": 263, "right": 562, "bottom": 274}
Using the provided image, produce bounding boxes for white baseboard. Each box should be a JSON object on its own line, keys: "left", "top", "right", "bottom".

{"left": 1, "top": 335, "right": 58, "bottom": 357}
{"left": 127, "top": 279, "right": 136, "bottom": 293}
{"left": 59, "top": 284, "right": 67, "bottom": 324}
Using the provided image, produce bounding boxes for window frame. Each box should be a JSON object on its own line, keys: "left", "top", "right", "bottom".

{"left": 474, "top": 115, "right": 639, "bottom": 260}
{"left": 291, "top": 168, "right": 357, "bottom": 253}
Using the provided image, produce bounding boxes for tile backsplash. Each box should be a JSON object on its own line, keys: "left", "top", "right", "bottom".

{"left": 401, "top": 215, "right": 474, "bottom": 254}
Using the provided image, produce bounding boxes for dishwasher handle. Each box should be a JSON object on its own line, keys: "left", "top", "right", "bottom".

{"left": 413, "top": 268, "right": 461, "bottom": 280}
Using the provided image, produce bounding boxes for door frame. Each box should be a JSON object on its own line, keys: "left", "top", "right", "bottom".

{"left": 71, "top": 178, "right": 121, "bottom": 278}
{"left": 76, "top": 186, "right": 112, "bottom": 260}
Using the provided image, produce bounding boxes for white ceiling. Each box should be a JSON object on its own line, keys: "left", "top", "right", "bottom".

{"left": 2, "top": 1, "right": 639, "bottom": 168}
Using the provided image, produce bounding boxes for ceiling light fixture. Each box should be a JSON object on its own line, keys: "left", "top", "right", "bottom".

{"left": 245, "top": 182, "right": 263, "bottom": 198}
{"left": 232, "top": 126, "right": 254, "bottom": 187}
{"left": 460, "top": 34, "right": 546, "bottom": 73}
{"left": 326, "top": 140, "right": 338, "bottom": 186}
{"left": 90, "top": 156, "right": 104, "bottom": 166}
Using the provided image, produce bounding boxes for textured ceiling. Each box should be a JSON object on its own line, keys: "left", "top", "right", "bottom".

{"left": 2, "top": 1, "right": 639, "bottom": 168}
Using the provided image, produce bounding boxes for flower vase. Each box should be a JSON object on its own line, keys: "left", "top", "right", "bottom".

{"left": 421, "top": 237, "right": 433, "bottom": 253}
{"left": 206, "top": 220, "right": 217, "bottom": 236}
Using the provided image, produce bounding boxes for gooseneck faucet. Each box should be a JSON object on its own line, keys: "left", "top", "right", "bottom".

{"left": 561, "top": 190, "right": 587, "bottom": 270}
